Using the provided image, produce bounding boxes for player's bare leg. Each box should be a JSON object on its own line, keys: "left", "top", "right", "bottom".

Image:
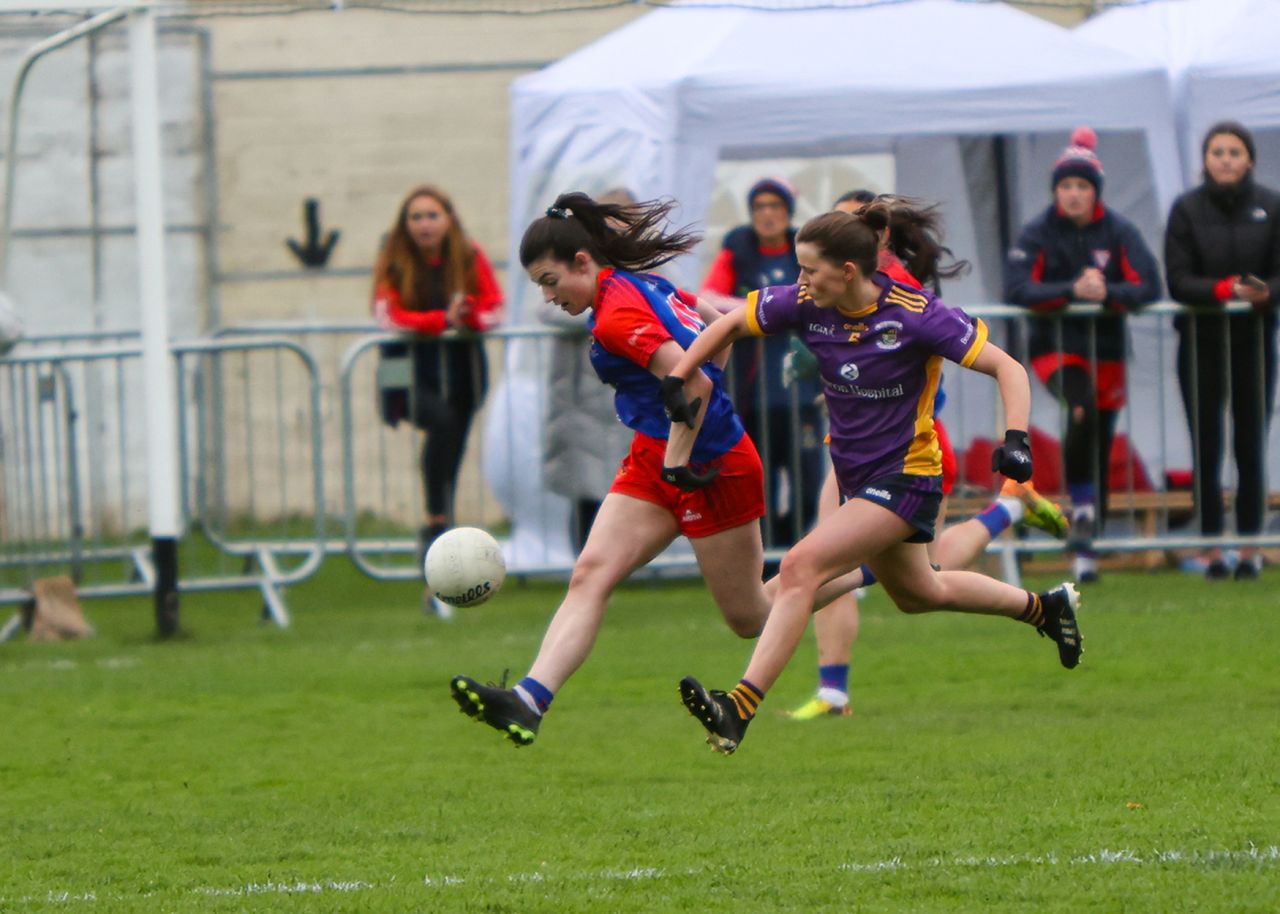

{"left": 526, "top": 493, "right": 680, "bottom": 690}
{"left": 870, "top": 542, "right": 1081, "bottom": 669}
{"left": 690, "top": 521, "right": 769, "bottom": 637}
{"left": 452, "top": 493, "right": 677, "bottom": 746}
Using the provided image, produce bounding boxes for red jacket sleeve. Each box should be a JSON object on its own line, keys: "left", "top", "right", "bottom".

{"left": 700, "top": 248, "right": 738, "bottom": 296}
{"left": 461, "top": 243, "right": 504, "bottom": 331}
{"left": 375, "top": 283, "right": 447, "bottom": 335}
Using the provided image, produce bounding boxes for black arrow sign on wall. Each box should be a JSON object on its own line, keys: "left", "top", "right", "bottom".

{"left": 286, "top": 198, "right": 340, "bottom": 269}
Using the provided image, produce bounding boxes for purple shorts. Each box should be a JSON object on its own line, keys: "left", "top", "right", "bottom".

{"left": 845, "top": 473, "right": 943, "bottom": 544}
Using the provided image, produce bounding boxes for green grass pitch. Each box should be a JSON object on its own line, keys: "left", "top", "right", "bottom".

{"left": 2, "top": 564, "right": 1277, "bottom": 912}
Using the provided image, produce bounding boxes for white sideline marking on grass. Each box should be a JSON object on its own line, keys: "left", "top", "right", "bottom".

{"left": 14, "top": 847, "right": 1275, "bottom": 907}
{"left": 97, "top": 656, "right": 139, "bottom": 669}
{"left": 839, "top": 845, "right": 1280, "bottom": 872}
{"left": 3, "top": 656, "right": 137, "bottom": 674}
{"left": 194, "top": 880, "right": 375, "bottom": 897}
{"left": 840, "top": 857, "right": 904, "bottom": 872}
{"left": 603, "top": 867, "right": 666, "bottom": 880}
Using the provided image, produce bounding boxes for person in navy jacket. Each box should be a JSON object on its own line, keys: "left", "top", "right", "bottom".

{"left": 1004, "top": 128, "right": 1161, "bottom": 584}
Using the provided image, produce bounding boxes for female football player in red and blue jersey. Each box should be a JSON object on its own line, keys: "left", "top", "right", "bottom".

{"left": 450, "top": 192, "right": 856, "bottom": 747}
{"left": 665, "top": 209, "right": 1084, "bottom": 754}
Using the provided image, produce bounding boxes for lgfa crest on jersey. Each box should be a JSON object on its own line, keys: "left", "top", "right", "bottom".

{"left": 1092, "top": 249, "right": 1111, "bottom": 270}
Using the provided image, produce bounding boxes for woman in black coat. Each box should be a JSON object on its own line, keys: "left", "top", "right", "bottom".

{"left": 1165, "top": 121, "right": 1280, "bottom": 580}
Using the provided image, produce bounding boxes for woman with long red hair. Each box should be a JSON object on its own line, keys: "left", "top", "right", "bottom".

{"left": 371, "top": 185, "right": 503, "bottom": 560}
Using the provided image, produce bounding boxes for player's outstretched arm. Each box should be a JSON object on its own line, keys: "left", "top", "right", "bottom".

{"left": 692, "top": 296, "right": 733, "bottom": 371}
{"left": 668, "top": 305, "right": 750, "bottom": 384}
{"left": 968, "top": 341, "right": 1029, "bottom": 433}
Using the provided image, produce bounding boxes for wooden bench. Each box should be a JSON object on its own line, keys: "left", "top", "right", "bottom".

{"left": 946, "top": 489, "right": 1280, "bottom": 570}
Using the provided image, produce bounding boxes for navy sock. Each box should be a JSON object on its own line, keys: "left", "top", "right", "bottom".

{"left": 1068, "top": 482, "right": 1096, "bottom": 515}
{"left": 515, "top": 676, "right": 554, "bottom": 714}
{"left": 976, "top": 502, "right": 1013, "bottom": 538}
{"left": 859, "top": 565, "right": 876, "bottom": 587}
{"left": 818, "top": 663, "right": 849, "bottom": 695}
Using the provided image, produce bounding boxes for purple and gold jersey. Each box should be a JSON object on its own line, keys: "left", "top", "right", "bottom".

{"left": 745, "top": 275, "right": 988, "bottom": 493}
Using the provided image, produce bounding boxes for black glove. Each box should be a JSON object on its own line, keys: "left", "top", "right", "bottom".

{"left": 991, "top": 429, "right": 1033, "bottom": 483}
{"left": 660, "top": 464, "right": 720, "bottom": 492}
{"left": 660, "top": 375, "right": 702, "bottom": 429}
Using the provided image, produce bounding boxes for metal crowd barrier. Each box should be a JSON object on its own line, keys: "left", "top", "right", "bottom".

{"left": 0, "top": 337, "right": 324, "bottom": 626}
{"left": 2, "top": 302, "right": 1276, "bottom": 624}
{"left": 221, "top": 306, "right": 1280, "bottom": 584}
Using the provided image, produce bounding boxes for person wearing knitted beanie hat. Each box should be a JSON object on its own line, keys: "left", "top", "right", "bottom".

{"left": 747, "top": 176, "right": 797, "bottom": 217}
{"left": 1004, "top": 126, "right": 1162, "bottom": 585}
{"left": 1165, "top": 120, "right": 1280, "bottom": 580}
{"left": 1052, "top": 126, "right": 1104, "bottom": 196}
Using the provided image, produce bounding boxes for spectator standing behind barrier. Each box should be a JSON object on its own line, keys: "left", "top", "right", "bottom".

{"left": 701, "top": 177, "right": 822, "bottom": 553}
{"left": 539, "top": 188, "right": 635, "bottom": 551}
{"left": 1165, "top": 121, "right": 1280, "bottom": 581}
{"left": 1004, "top": 128, "right": 1161, "bottom": 584}
{"left": 371, "top": 185, "right": 503, "bottom": 567}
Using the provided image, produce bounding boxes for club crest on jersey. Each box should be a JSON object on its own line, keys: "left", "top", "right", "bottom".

{"left": 839, "top": 361, "right": 860, "bottom": 381}
{"left": 874, "top": 320, "right": 903, "bottom": 350}
{"left": 1092, "top": 250, "right": 1111, "bottom": 270}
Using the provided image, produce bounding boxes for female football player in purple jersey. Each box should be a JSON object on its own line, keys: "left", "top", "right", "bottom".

{"left": 663, "top": 209, "right": 1084, "bottom": 754}
{"left": 450, "top": 193, "right": 857, "bottom": 748}
{"left": 787, "top": 195, "right": 1068, "bottom": 721}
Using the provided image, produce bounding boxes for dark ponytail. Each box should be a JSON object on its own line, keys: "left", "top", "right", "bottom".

{"left": 519, "top": 191, "right": 701, "bottom": 273}
{"left": 796, "top": 211, "right": 880, "bottom": 276}
{"left": 861, "top": 195, "right": 969, "bottom": 288}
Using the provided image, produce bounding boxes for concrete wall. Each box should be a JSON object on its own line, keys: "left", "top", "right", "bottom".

{"left": 0, "top": 2, "right": 1103, "bottom": 537}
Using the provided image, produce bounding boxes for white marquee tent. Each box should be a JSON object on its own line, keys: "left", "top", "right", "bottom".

{"left": 1078, "top": 0, "right": 1280, "bottom": 184}
{"left": 490, "top": 0, "right": 1188, "bottom": 569}
{"left": 508, "top": 0, "right": 1182, "bottom": 309}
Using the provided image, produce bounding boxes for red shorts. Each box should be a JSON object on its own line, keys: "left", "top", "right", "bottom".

{"left": 1031, "top": 353, "right": 1127, "bottom": 411}
{"left": 610, "top": 432, "right": 765, "bottom": 538}
{"left": 935, "top": 417, "right": 957, "bottom": 496}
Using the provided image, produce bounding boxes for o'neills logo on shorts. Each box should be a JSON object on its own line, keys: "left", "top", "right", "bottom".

{"left": 865, "top": 487, "right": 891, "bottom": 501}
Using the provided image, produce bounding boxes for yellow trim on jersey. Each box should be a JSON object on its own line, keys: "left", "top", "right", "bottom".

{"left": 743, "top": 290, "right": 767, "bottom": 337}
{"left": 885, "top": 286, "right": 928, "bottom": 313}
{"left": 903, "top": 354, "right": 944, "bottom": 477}
{"left": 959, "top": 318, "right": 989, "bottom": 367}
{"left": 835, "top": 300, "right": 878, "bottom": 319}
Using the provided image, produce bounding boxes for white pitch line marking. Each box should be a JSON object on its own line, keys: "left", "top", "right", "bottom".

{"left": 11, "top": 847, "right": 1275, "bottom": 907}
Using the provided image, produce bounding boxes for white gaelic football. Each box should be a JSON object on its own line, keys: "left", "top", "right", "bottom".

{"left": 425, "top": 527, "right": 506, "bottom": 607}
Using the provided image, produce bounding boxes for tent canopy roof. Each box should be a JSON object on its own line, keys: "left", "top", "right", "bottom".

{"left": 1076, "top": 0, "right": 1280, "bottom": 172}
{"left": 1077, "top": 0, "right": 1276, "bottom": 75}
{"left": 516, "top": 0, "right": 1177, "bottom": 147}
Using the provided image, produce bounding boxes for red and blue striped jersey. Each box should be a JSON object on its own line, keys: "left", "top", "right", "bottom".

{"left": 588, "top": 268, "right": 743, "bottom": 461}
